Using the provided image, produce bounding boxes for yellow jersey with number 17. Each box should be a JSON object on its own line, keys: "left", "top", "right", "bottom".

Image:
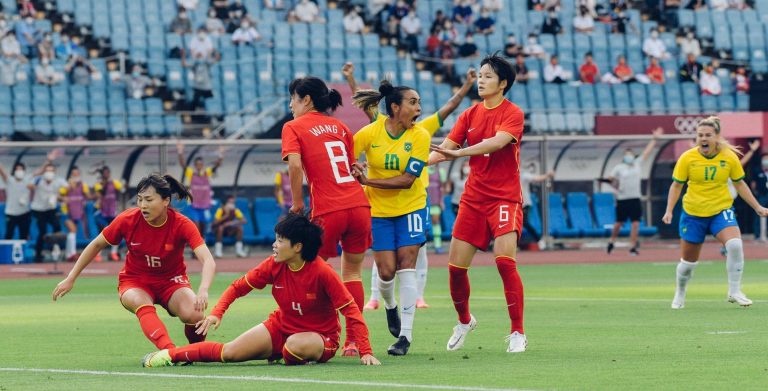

{"left": 672, "top": 146, "right": 745, "bottom": 217}
{"left": 354, "top": 118, "right": 430, "bottom": 218}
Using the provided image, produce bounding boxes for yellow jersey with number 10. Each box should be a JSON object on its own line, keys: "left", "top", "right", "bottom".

{"left": 672, "top": 146, "right": 745, "bottom": 217}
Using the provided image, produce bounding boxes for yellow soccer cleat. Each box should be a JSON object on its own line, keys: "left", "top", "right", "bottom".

{"left": 142, "top": 349, "right": 173, "bottom": 368}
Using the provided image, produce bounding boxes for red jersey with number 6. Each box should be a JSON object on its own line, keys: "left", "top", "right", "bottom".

{"left": 281, "top": 112, "right": 369, "bottom": 218}
{"left": 102, "top": 208, "right": 205, "bottom": 278}
{"left": 447, "top": 99, "right": 525, "bottom": 204}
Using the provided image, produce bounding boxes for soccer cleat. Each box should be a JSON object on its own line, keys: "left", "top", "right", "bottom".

{"left": 94, "top": 253, "right": 103, "bottom": 262}
{"left": 728, "top": 292, "right": 753, "bottom": 307}
{"left": 110, "top": 252, "right": 120, "bottom": 262}
{"left": 415, "top": 298, "right": 430, "bottom": 309}
{"left": 385, "top": 306, "right": 401, "bottom": 338}
{"left": 606, "top": 242, "right": 614, "bottom": 254}
{"left": 387, "top": 336, "right": 411, "bottom": 356}
{"left": 446, "top": 314, "right": 477, "bottom": 351}
{"left": 235, "top": 249, "right": 248, "bottom": 258}
{"left": 671, "top": 292, "right": 686, "bottom": 309}
{"left": 142, "top": 349, "right": 173, "bottom": 367}
{"left": 629, "top": 247, "right": 639, "bottom": 256}
{"left": 341, "top": 342, "right": 359, "bottom": 357}
{"left": 505, "top": 331, "right": 527, "bottom": 353}
{"left": 363, "top": 299, "right": 379, "bottom": 311}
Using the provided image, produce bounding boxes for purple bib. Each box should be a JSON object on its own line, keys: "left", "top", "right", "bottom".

{"left": 190, "top": 170, "right": 212, "bottom": 209}
{"left": 66, "top": 183, "right": 86, "bottom": 220}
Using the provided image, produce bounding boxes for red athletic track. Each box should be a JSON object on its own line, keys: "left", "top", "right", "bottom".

{"left": 3, "top": 239, "right": 766, "bottom": 280}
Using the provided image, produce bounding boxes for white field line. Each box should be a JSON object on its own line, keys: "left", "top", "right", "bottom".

{"left": 0, "top": 367, "right": 528, "bottom": 391}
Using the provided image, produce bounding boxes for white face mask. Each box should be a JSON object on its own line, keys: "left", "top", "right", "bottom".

{"left": 623, "top": 155, "right": 635, "bottom": 164}
{"left": 70, "top": 175, "right": 80, "bottom": 182}
{"left": 462, "top": 166, "right": 470, "bottom": 175}
{"left": 43, "top": 171, "right": 55, "bottom": 181}
{"left": 14, "top": 170, "right": 24, "bottom": 179}
{"left": 762, "top": 159, "right": 768, "bottom": 168}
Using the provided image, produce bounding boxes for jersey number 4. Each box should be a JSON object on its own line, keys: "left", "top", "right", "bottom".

{"left": 324, "top": 141, "right": 354, "bottom": 184}
{"left": 292, "top": 301, "right": 303, "bottom": 316}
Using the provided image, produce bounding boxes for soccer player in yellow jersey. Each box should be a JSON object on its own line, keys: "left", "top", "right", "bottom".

{"left": 343, "top": 62, "right": 477, "bottom": 311}
{"left": 662, "top": 116, "right": 768, "bottom": 309}
{"left": 350, "top": 80, "right": 429, "bottom": 356}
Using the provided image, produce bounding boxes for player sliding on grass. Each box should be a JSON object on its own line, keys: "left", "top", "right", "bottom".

{"left": 142, "top": 214, "right": 380, "bottom": 367}
{"left": 662, "top": 116, "right": 768, "bottom": 309}
{"left": 53, "top": 174, "right": 216, "bottom": 350}
{"left": 429, "top": 53, "right": 528, "bottom": 353}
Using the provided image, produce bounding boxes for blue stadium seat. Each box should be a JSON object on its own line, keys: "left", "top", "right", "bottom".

{"left": 592, "top": 192, "right": 616, "bottom": 233}
{"left": 629, "top": 83, "right": 648, "bottom": 114}
{"left": 718, "top": 94, "right": 735, "bottom": 112}
{"left": 736, "top": 94, "right": 749, "bottom": 111}
{"left": 566, "top": 192, "right": 606, "bottom": 237}
{"left": 530, "top": 112, "right": 548, "bottom": 132}
{"left": 525, "top": 193, "right": 542, "bottom": 240}
{"left": 543, "top": 84, "right": 563, "bottom": 109}
{"left": 595, "top": 84, "right": 614, "bottom": 115}
{"left": 681, "top": 83, "right": 701, "bottom": 113}
{"left": 254, "top": 197, "right": 283, "bottom": 244}
{"left": 647, "top": 84, "right": 666, "bottom": 114}
{"left": 664, "top": 83, "right": 683, "bottom": 113}
{"left": 612, "top": 84, "right": 631, "bottom": 115}
{"left": 701, "top": 95, "right": 718, "bottom": 113}
{"left": 564, "top": 112, "right": 584, "bottom": 133}
{"left": 548, "top": 193, "right": 580, "bottom": 238}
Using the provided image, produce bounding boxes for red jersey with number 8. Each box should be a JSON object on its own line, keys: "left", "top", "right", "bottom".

{"left": 102, "top": 208, "right": 205, "bottom": 278}
{"left": 281, "top": 112, "right": 369, "bottom": 218}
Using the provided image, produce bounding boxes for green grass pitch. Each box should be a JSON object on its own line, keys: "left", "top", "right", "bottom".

{"left": 1, "top": 260, "right": 767, "bottom": 390}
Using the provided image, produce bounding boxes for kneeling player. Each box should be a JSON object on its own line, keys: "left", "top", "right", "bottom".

{"left": 142, "top": 214, "right": 380, "bottom": 367}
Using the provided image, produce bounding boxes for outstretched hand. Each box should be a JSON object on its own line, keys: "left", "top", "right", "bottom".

{"left": 465, "top": 68, "right": 477, "bottom": 85}
{"left": 430, "top": 144, "right": 462, "bottom": 161}
{"left": 342, "top": 62, "right": 355, "bottom": 78}
{"left": 360, "top": 354, "right": 381, "bottom": 365}
{"left": 651, "top": 127, "right": 664, "bottom": 138}
{"left": 195, "top": 315, "right": 221, "bottom": 335}
{"left": 749, "top": 139, "right": 761, "bottom": 152}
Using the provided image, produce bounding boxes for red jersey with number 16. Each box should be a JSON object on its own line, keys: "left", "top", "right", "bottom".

{"left": 211, "top": 256, "right": 373, "bottom": 356}
{"left": 447, "top": 99, "right": 525, "bottom": 204}
{"left": 102, "top": 208, "right": 205, "bottom": 278}
{"left": 281, "top": 112, "right": 369, "bottom": 218}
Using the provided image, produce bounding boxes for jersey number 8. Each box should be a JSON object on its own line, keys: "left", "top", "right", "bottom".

{"left": 324, "top": 141, "right": 354, "bottom": 184}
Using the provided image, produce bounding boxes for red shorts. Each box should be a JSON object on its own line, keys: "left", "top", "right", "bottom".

{"left": 313, "top": 206, "right": 372, "bottom": 259}
{"left": 263, "top": 311, "right": 339, "bottom": 364}
{"left": 117, "top": 273, "right": 192, "bottom": 311}
{"left": 452, "top": 199, "right": 523, "bottom": 251}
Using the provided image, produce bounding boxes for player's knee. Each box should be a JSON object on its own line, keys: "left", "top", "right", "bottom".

{"left": 177, "top": 309, "right": 204, "bottom": 324}
{"left": 725, "top": 238, "right": 743, "bottom": 255}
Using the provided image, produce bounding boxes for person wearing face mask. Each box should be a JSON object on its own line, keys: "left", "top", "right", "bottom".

{"left": 699, "top": 63, "right": 722, "bottom": 96}
{"left": 170, "top": 9, "right": 192, "bottom": 35}
{"left": 604, "top": 128, "right": 662, "bottom": 256}
{"left": 520, "top": 162, "right": 554, "bottom": 250}
{"left": 642, "top": 28, "right": 670, "bottom": 60}
{"left": 93, "top": 166, "right": 126, "bottom": 262}
{"left": 541, "top": 8, "right": 562, "bottom": 35}
{"left": 125, "top": 65, "right": 155, "bottom": 100}
{"left": 188, "top": 27, "right": 214, "bottom": 60}
{"left": 400, "top": 8, "right": 422, "bottom": 53}
{"left": 473, "top": 8, "right": 495, "bottom": 35}
{"left": 60, "top": 166, "right": 92, "bottom": 262}
{"left": 294, "top": 0, "right": 322, "bottom": 23}
{"left": 15, "top": 16, "right": 39, "bottom": 58}
{"left": 522, "top": 34, "right": 546, "bottom": 59}
{"left": 680, "top": 30, "right": 701, "bottom": 59}
{"left": 0, "top": 163, "right": 36, "bottom": 241}
{"left": 504, "top": 34, "right": 522, "bottom": 57}
{"left": 37, "top": 33, "right": 55, "bottom": 61}
{"left": 211, "top": 195, "right": 247, "bottom": 258}
{"left": 34, "top": 56, "right": 64, "bottom": 85}
{"left": 30, "top": 163, "right": 68, "bottom": 262}
{"left": 231, "top": 17, "right": 260, "bottom": 45}
{"left": 204, "top": 8, "right": 226, "bottom": 36}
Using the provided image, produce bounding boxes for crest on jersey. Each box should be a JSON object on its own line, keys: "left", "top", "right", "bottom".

{"left": 719, "top": 160, "right": 726, "bottom": 167}
{"left": 404, "top": 142, "right": 412, "bottom": 152}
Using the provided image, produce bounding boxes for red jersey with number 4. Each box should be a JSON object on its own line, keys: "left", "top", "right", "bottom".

{"left": 211, "top": 256, "right": 373, "bottom": 355}
{"left": 281, "top": 112, "right": 369, "bottom": 217}
{"left": 447, "top": 99, "right": 525, "bottom": 204}
{"left": 102, "top": 208, "right": 205, "bottom": 278}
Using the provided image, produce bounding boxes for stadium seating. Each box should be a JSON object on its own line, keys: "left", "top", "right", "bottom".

{"left": 566, "top": 192, "right": 608, "bottom": 237}
{"left": 547, "top": 193, "right": 580, "bottom": 238}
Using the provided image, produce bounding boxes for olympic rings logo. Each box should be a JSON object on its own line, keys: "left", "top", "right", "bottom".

{"left": 673, "top": 116, "right": 706, "bottom": 135}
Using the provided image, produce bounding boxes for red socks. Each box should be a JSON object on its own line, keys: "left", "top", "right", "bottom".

{"left": 448, "top": 264, "right": 472, "bottom": 324}
{"left": 343, "top": 280, "right": 365, "bottom": 313}
{"left": 135, "top": 305, "right": 174, "bottom": 350}
{"left": 496, "top": 256, "right": 525, "bottom": 334}
{"left": 185, "top": 324, "right": 207, "bottom": 344}
{"left": 282, "top": 345, "right": 308, "bottom": 366}
{"left": 169, "top": 341, "right": 224, "bottom": 363}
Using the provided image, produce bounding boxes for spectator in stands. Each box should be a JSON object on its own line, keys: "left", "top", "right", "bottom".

{"left": 389, "top": 0, "right": 410, "bottom": 20}
{"left": 679, "top": 53, "right": 702, "bottom": 83}
{"left": 530, "top": 0, "right": 561, "bottom": 11}
{"left": 211, "top": 0, "right": 229, "bottom": 20}
{"left": 37, "top": 32, "right": 54, "bottom": 61}
{"left": 263, "top": 0, "right": 286, "bottom": 9}
{"left": 439, "top": 19, "right": 459, "bottom": 43}
{"left": 17, "top": 0, "right": 35, "bottom": 18}
{"left": 34, "top": 57, "right": 63, "bottom": 85}
{"left": 611, "top": 7, "right": 635, "bottom": 34}
{"left": 504, "top": 33, "right": 522, "bottom": 57}
{"left": 482, "top": 0, "right": 503, "bottom": 12}
{"left": 661, "top": 0, "right": 681, "bottom": 27}
{"left": 274, "top": 169, "right": 292, "bottom": 217}
{"left": 709, "top": 0, "right": 728, "bottom": 10}
{"left": 452, "top": 0, "right": 474, "bottom": 24}
{"left": 189, "top": 27, "right": 215, "bottom": 60}
{"left": 205, "top": 8, "right": 226, "bottom": 36}
{"left": 292, "top": 0, "right": 324, "bottom": 23}
{"left": 602, "top": 54, "right": 636, "bottom": 83}
{"left": 679, "top": 30, "right": 701, "bottom": 59}
{"left": 178, "top": 0, "right": 199, "bottom": 10}
{"left": 541, "top": 8, "right": 562, "bottom": 35}
{"left": 343, "top": 6, "right": 366, "bottom": 34}
{"left": 699, "top": 63, "right": 722, "bottom": 95}
{"left": 31, "top": 163, "right": 67, "bottom": 262}
{"left": 573, "top": 5, "right": 595, "bottom": 33}
{"left": 15, "top": 15, "right": 39, "bottom": 58}
{"left": 1, "top": 31, "right": 26, "bottom": 86}
{"left": 521, "top": 162, "right": 554, "bottom": 250}
{"left": 523, "top": 33, "right": 546, "bottom": 59}
{"left": 430, "top": 9, "right": 448, "bottom": 33}
{"left": 211, "top": 195, "right": 248, "bottom": 258}
{"left": 227, "top": 0, "right": 248, "bottom": 33}
{"left": 643, "top": 28, "right": 670, "bottom": 60}
{"left": 578, "top": 0, "right": 598, "bottom": 17}
{"left": 0, "top": 162, "right": 35, "bottom": 241}
{"left": 439, "top": 39, "right": 458, "bottom": 83}
{"left": 383, "top": 13, "right": 400, "bottom": 46}
{"left": 125, "top": 65, "right": 156, "bottom": 100}
{"left": 473, "top": 8, "right": 495, "bottom": 35}
{"left": 457, "top": 33, "right": 478, "bottom": 58}
{"left": 579, "top": 52, "right": 599, "bottom": 84}
{"left": 513, "top": 54, "right": 530, "bottom": 84}
{"left": 0, "top": 16, "right": 10, "bottom": 39}
{"left": 685, "top": 0, "right": 707, "bottom": 10}
{"left": 65, "top": 55, "right": 98, "bottom": 86}
{"left": 183, "top": 52, "right": 217, "bottom": 109}
{"left": 231, "top": 17, "right": 261, "bottom": 46}
{"left": 426, "top": 27, "right": 441, "bottom": 57}
{"left": 400, "top": 8, "right": 422, "bottom": 53}
{"left": 170, "top": 8, "right": 192, "bottom": 35}
{"left": 733, "top": 66, "right": 749, "bottom": 94}
{"left": 55, "top": 34, "right": 85, "bottom": 60}
{"left": 645, "top": 56, "right": 665, "bottom": 84}
{"left": 543, "top": 54, "right": 569, "bottom": 84}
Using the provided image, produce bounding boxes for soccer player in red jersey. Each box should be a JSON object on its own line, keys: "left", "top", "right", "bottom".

{"left": 430, "top": 53, "right": 528, "bottom": 353}
{"left": 141, "top": 214, "right": 381, "bottom": 367}
{"left": 52, "top": 174, "right": 216, "bottom": 350}
{"left": 281, "top": 76, "right": 372, "bottom": 357}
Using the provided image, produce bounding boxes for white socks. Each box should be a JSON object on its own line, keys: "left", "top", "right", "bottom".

{"left": 725, "top": 238, "right": 744, "bottom": 295}
{"left": 111, "top": 245, "right": 119, "bottom": 255}
{"left": 378, "top": 276, "right": 396, "bottom": 310}
{"left": 214, "top": 242, "right": 223, "bottom": 257}
{"left": 676, "top": 259, "right": 697, "bottom": 296}
{"left": 416, "top": 246, "right": 428, "bottom": 299}
{"left": 66, "top": 232, "right": 76, "bottom": 257}
{"left": 370, "top": 262, "right": 381, "bottom": 301}
{"left": 397, "top": 268, "right": 417, "bottom": 342}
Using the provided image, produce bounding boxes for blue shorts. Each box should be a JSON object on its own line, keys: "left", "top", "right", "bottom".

{"left": 371, "top": 208, "right": 427, "bottom": 251}
{"left": 94, "top": 213, "right": 115, "bottom": 229}
{"left": 188, "top": 207, "right": 211, "bottom": 223}
{"left": 679, "top": 208, "right": 738, "bottom": 244}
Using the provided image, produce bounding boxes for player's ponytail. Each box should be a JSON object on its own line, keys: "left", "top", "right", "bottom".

{"left": 136, "top": 173, "right": 194, "bottom": 203}
{"left": 327, "top": 88, "right": 342, "bottom": 112}
{"left": 353, "top": 80, "right": 414, "bottom": 118}
{"left": 699, "top": 116, "right": 743, "bottom": 156}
